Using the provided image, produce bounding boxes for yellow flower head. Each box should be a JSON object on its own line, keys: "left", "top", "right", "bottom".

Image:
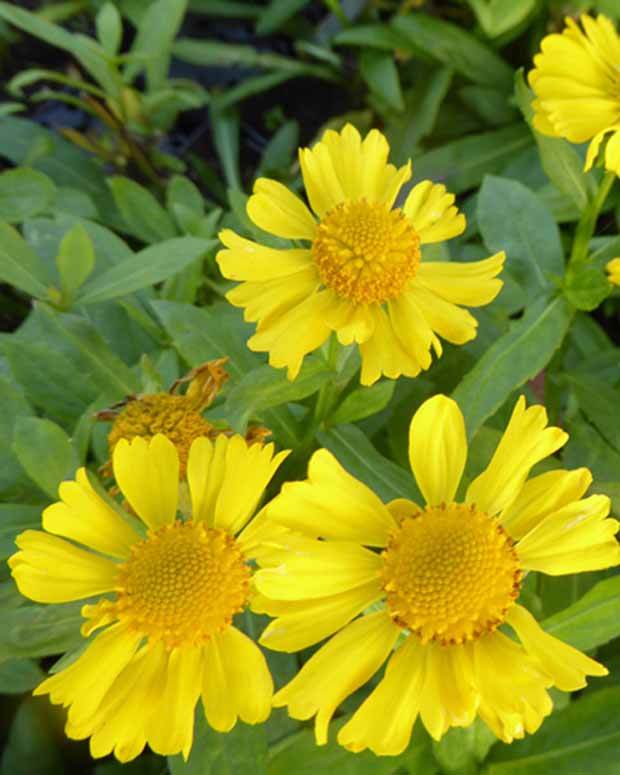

{"left": 217, "top": 124, "right": 505, "bottom": 385}
{"left": 606, "top": 257, "right": 620, "bottom": 285}
{"left": 529, "top": 14, "right": 620, "bottom": 174}
{"left": 254, "top": 395, "right": 620, "bottom": 755}
{"left": 9, "top": 434, "right": 289, "bottom": 762}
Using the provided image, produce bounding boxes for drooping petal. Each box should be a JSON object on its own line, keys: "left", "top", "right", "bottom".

{"left": 500, "top": 468, "right": 592, "bottom": 539}
{"left": 44, "top": 468, "right": 139, "bottom": 559}
{"left": 403, "top": 181, "right": 466, "bottom": 244}
{"left": 506, "top": 604, "right": 607, "bottom": 692}
{"left": 246, "top": 178, "right": 316, "bottom": 240}
{"left": 217, "top": 230, "right": 314, "bottom": 281}
{"left": 407, "top": 284, "right": 480, "bottom": 345}
{"left": 9, "top": 530, "right": 119, "bottom": 602}
{"left": 273, "top": 611, "right": 399, "bottom": 744}
{"left": 466, "top": 397, "right": 568, "bottom": 516}
{"left": 516, "top": 495, "right": 620, "bottom": 575}
{"left": 386, "top": 291, "right": 435, "bottom": 371}
{"left": 408, "top": 395, "right": 467, "bottom": 507}
{"left": 416, "top": 253, "right": 505, "bottom": 306}
{"left": 359, "top": 304, "right": 426, "bottom": 385}
{"left": 256, "top": 580, "right": 383, "bottom": 652}
{"left": 338, "top": 635, "right": 424, "bottom": 755}
{"left": 267, "top": 448, "right": 396, "bottom": 546}
{"left": 113, "top": 435, "right": 179, "bottom": 529}
{"left": 324, "top": 297, "right": 376, "bottom": 345}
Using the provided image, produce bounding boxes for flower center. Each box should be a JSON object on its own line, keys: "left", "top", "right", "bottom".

{"left": 115, "top": 520, "right": 250, "bottom": 648}
{"left": 312, "top": 199, "right": 421, "bottom": 305}
{"left": 382, "top": 503, "right": 521, "bottom": 645}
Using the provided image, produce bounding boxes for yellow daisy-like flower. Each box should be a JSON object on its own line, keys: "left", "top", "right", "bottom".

{"left": 216, "top": 124, "right": 505, "bottom": 385}
{"left": 254, "top": 395, "right": 620, "bottom": 755}
{"left": 606, "top": 257, "right": 620, "bottom": 285}
{"left": 9, "top": 434, "right": 288, "bottom": 762}
{"left": 529, "top": 14, "right": 620, "bottom": 175}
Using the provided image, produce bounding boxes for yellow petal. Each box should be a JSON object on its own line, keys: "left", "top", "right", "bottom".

{"left": 257, "top": 580, "right": 383, "bottom": 652}
{"left": 146, "top": 646, "right": 203, "bottom": 758}
{"left": 324, "top": 297, "right": 376, "bottom": 345}
{"left": 500, "top": 468, "right": 592, "bottom": 539}
{"left": 113, "top": 435, "right": 179, "bottom": 529}
{"left": 417, "top": 253, "right": 505, "bottom": 306}
{"left": 604, "top": 127, "right": 620, "bottom": 175}
{"left": 506, "top": 604, "right": 607, "bottom": 692}
{"left": 466, "top": 397, "right": 568, "bottom": 516}
{"left": 267, "top": 448, "right": 396, "bottom": 546}
{"left": 188, "top": 435, "right": 288, "bottom": 535}
{"left": 338, "top": 635, "right": 424, "bottom": 755}
{"left": 359, "top": 303, "right": 425, "bottom": 385}
{"left": 273, "top": 611, "right": 399, "bottom": 744}
{"left": 201, "top": 627, "right": 272, "bottom": 730}
{"left": 408, "top": 284, "right": 479, "bottom": 345}
{"left": 386, "top": 291, "right": 435, "bottom": 371}
{"left": 246, "top": 178, "right": 316, "bottom": 240}
{"left": 254, "top": 534, "right": 382, "bottom": 600}
{"left": 516, "top": 495, "right": 620, "bottom": 574}
{"left": 236, "top": 506, "right": 291, "bottom": 563}
{"left": 606, "top": 257, "right": 620, "bottom": 285}
{"left": 10, "top": 530, "right": 118, "bottom": 603}
{"left": 44, "top": 469, "right": 139, "bottom": 559}
{"left": 217, "top": 229, "right": 314, "bottom": 281}
{"left": 299, "top": 142, "right": 346, "bottom": 217}
{"left": 403, "top": 181, "right": 466, "bottom": 244}
{"left": 408, "top": 395, "right": 467, "bottom": 506}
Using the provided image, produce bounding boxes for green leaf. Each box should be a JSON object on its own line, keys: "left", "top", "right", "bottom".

{"left": 0, "top": 698, "right": 62, "bottom": 775}
{"left": 334, "top": 24, "right": 411, "bottom": 51}
{"left": 225, "top": 356, "right": 332, "bottom": 430}
{"left": 256, "top": 0, "right": 310, "bottom": 35}
{"left": 0, "top": 601, "right": 83, "bottom": 661}
{"left": 541, "top": 575, "right": 620, "bottom": 651}
{"left": 564, "top": 263, "right": 611, "bottom": 311}
{"left": 0, "top": 221, "right": 50, "bottom": 297}
{"left": 258, "top": 120, "right": 299, "bottom": 176}
{"left": 76, "top": 236, "right": 213, "bottom": 305}
{"left": 12, "top": 417, "right": 78, "bottom": 498}
{"left": 317, "top": 424, "right": 420, "bottom": 503}
{"left": 452, "top": 296, "right": 574, "bottom": 440}
{"left": 563, "top": 420, "right": 620, "bottom": 482}
{"left": 0, "top": 658, "right": 44, "bottom": 693}
{"left": 55, "top": 222, "right": 96, "bottom": 301}
{"left": 467, "top": 0, "right": 537, "bottom": 38}
{"left": 109, "top": 176, "right": 177, "bottom": 244}
{"left": 412, "top": 124, "right": 531, "bottom": 194}
{"left": 96, "top": 2, "right": 122, "bottom": 57}
{"left": 360, "top": 50, "right": 404, "bottom": 112}
{"left": 0, "top": 376, "right": 36, "bottom": 498}
{"left": 211, "top": 105, "right": 241, "bottom": 190}
{"left": 478, "top": 175, "right": 563, "bottom": 294}
{"left": 0, "top": 167, "right": 55, "bottom": 222}
{"left": 484, "top": 687, "right": 620, "bottom": 775}
{"left": 568, "top": 374, "right": 620, "bottom": 453}
{"left": 391, "top": 12, "right": 513, "bottom": 89}
{"left": 329, "top": 381, "right": 395, "bottom": 427}
{"left": 0, "top": 504, "right": 42, "bottom": 561}
{"left": 166, "top": 175, "right": 205, "bottom": 233}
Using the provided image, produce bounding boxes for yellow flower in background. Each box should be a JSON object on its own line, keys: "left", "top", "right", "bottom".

{"left": 607, "top": 257, "right": 620, "bottom": 285}
{"left": 529, "top": 14, "right": 620, "bottom": 175}
{"left": 217, "top": 124, "right": 505, "bottom": 385}
{"left": 9, "top": 434, "right": 288, "bottom": 762}
{"left": 254, "top": 395, "right": 620, "bottom": 755}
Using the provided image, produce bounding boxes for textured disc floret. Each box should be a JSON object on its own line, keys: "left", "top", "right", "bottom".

{"left": 312, "top": 199, "right": 421, "bottom": 305}
{"left": 382, "top": 503, "right": 521, "bottom": 645}
{"left": 115, "top": 520, "right": 250, "bottom": 649}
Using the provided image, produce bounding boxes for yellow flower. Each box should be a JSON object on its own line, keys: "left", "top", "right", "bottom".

{"left": 254, "top": 395, "right": 620, "bottom": 755}
{"left": 9, "top": 434, "right": 289, "bottom": 762}
{"left": 529, "top": 14, "right": 620, "bottom": 175}
{"left": 607, "top": 257, "right": 620, "bottom": 285}
{"left": 216, "top": 124, "right": 505, "bottom": 385}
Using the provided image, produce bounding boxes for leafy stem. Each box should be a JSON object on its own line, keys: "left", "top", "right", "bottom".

{"left": 569, "top": 169, "right": 616, "bottom": 267}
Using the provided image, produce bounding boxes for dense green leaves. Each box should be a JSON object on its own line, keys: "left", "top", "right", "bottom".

{"left": 12, "top": 418, "right": 79, "bottom": 498}
{"left": 0, "top": 168, "right": 55, "bottom": 222}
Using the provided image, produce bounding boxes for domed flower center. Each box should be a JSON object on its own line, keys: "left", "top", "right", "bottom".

{"left": 312, "top": 199, "right": 421, "bottom": 305}
{"left": 116, "top": 520, "right": 250, "bottom": 648}
{"left": 108, "top": 394, "right": 215, "bottom": 477}
{"left": 382, "top": 503, "right": 521, "bottom": 645}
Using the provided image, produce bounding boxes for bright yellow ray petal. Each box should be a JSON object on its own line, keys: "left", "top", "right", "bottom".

{"left": 267, "top": 448, "right": 396, "bottom": 546}
{"left": 254, "top": 534, "right": 383, "bottom": 600}
{"left": 236, "top": 507, "right": 291, "bottom": 563}
{"left": 338, "top": 635, "right": 424, "bottom": 755}
{"left": 299, "top": 143, "right": 346, "bottom": 217}
{"left": 273, "top": 611, "right": 399, "bottom": 745}
{"left": 324, "top": 297, "right": 376, "bottom": 345}
{"left": 403, "top": 181, "right": 466, "bottom": 244}
{"left": 516, "top": 495, "right": 620, "bottom": 574}
{"left": 256, "top": 580, "right": 383, "bottom": 652}
{"left": 217, "top": 230, "right": 314, "bottom": 281}
{"left": 416, "top": 253, "right": 505, "bottom": 306}
{"left": 466, "top": 397, "right": 568, "bottom": 516}
{"left": 604, "top": 127, "right": 620, "bottom": 174}
{"left": 246, "top": 178, "right": 316, "bottom": 240}
{"left": 43, "top": 468, "right": 139, "bottom": 559}
{"left": 407, "top": 284, "right": 479, "bottom": 345}
{"left": 10, "top": 530, "right": 118, "bottom": 602}
{"left": 387, "top": 291, "right": 435, "bottom": 371}
{"left": 500, "top": 468, "right": 592, "bottom": 539}
{"left": 113, "top": 435, "right": 179, "bottom": 529}
{"left": 201, "top": 637, "right": 237, "bottom": 732}
{"left": 359, "top": 304, "right": 425, "bottom": 385}
{"left": 187, "top": 434, "right": 226, "bottom": 526}
{"left": 408, "top": 395, "right": 467, "bottom": 506}
{"left": 506, "top": 604, "right": 607, "bottom": 692}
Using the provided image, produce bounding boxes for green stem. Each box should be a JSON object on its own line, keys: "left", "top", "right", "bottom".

{"left": 312, "top": 335, "right": 340, "bottom": 428}
{"left": 569, "top": 169, "right": 616, "bottom": 267}
{"left": 323, "top": 0, "right": 349, "bottom": 26}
